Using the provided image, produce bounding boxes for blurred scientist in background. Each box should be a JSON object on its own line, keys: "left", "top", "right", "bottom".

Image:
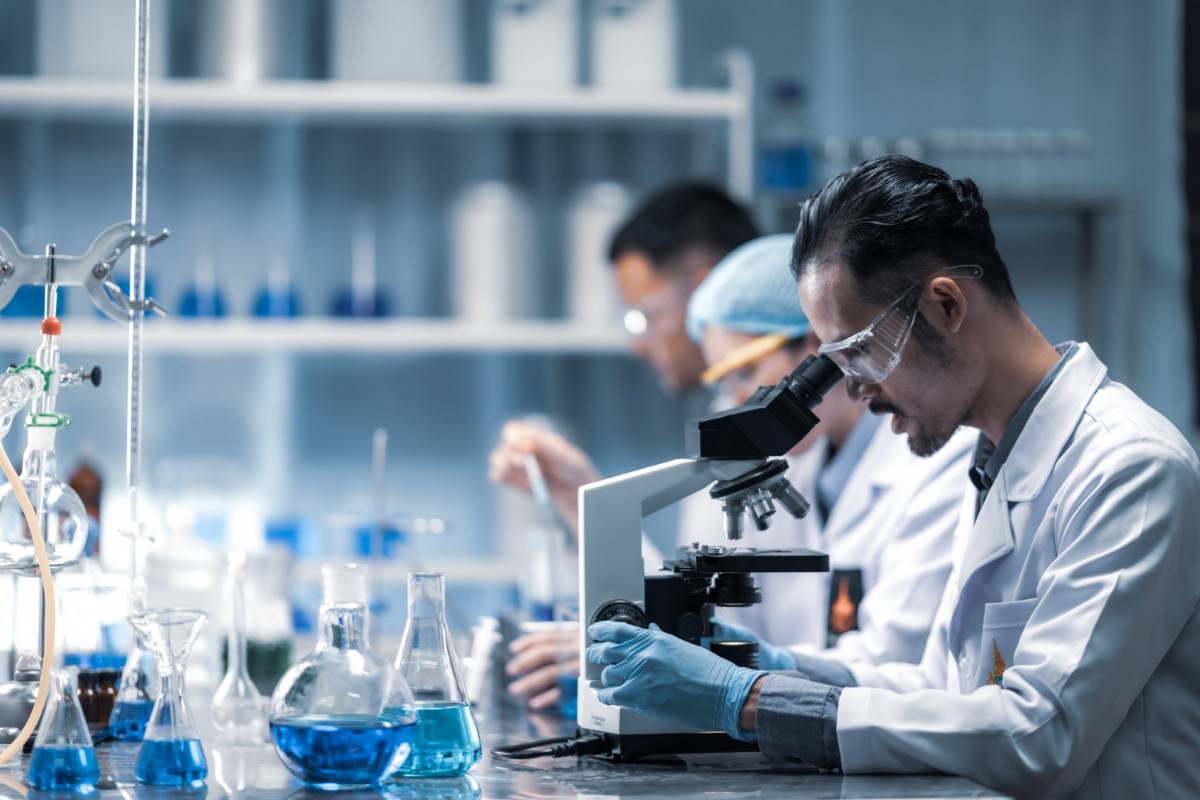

{"left": 683, "top": 234, "right": 973, "bottom": 677}
{"left": 493, "top": 183, "right": 757, "bottom": 710}
{"left": 491, "top": 183, "right": 758, "bottom": 535}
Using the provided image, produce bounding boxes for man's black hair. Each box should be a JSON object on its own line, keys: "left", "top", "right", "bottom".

{"left": 791, "top": 155, "right": 1017, "bottom": 307}
{"left": 607, "top": 182, "right": 759, "bottom": 271}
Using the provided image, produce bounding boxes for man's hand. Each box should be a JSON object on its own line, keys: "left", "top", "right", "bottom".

{"left": 488, "top": 421, "right": 600, "bottom": 533}
{"left": 586, "top": 621, "right": 765, "bottom": 740}
{"left": 739, "top": 675, "right": 767, "bottom": 734}
{"left": 506, "top": 627, "right": 579, "bottom": 712}
{"left": 709, "top": 617, "right": 798, "bottom": 671}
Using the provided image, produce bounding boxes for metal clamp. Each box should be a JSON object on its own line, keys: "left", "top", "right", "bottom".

{"left": 0, "top": 222, "right": 170, "bottom": 322}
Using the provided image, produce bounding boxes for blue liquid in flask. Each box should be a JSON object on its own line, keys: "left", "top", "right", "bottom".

{"left": 392, "top": 703, "right": 481, "bottom": 777}
{"left": 109, "top": 698, "right": 154, "bottom": 740}
{"left": 26, "top": 744, "right": 100, "bottom": 792}
{"left": 135, "top": 738, "right": 207, "bottom": 787}
{"left": 271, "top": 715, "right": 415, "bottom": 788}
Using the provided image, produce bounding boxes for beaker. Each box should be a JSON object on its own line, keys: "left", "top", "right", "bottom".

{"left": 26, "top": 667, "right": 100, "bottom": 793}
{"left": 391, "top": 573, "right": 482, "bottom": 777}
{"left": 211, "top": 552, "right": 267, "bottom": 744}
{"left": 129, "top": 608, "right": 208, "bottom": 788}
{"left": 270, "top": 564, "right": 416, "bottom": 790}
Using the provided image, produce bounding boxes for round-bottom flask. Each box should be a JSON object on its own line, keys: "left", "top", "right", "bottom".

{"left": 270, "top": 564, "right": 415, "bottom": 790}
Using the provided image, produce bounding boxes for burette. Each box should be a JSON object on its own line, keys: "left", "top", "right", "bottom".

{"left": 124, "top": 0, "right": 153, "bottom": 605}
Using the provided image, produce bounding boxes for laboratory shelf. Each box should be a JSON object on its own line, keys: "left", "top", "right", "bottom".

{"left": 0, "top": 78, "right": 746, "bottom": 125}
{"left": 295, "top": 556, "right": 525, "bottom": 586}
{"left": 0, "top": 318, "right": 631, "bottom": 355}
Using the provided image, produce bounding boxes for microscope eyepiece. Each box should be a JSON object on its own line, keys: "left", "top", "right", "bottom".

{"left": 785, "top": 354, "right": 843, "bottom": 409}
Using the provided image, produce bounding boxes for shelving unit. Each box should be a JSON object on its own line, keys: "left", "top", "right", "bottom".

{"left": 0, "top": 45, "right": 758, "bottom": 606}
{"left": 0, "top": 78, "right": 746, "bottom": 125}
{"left": 0, "top": 55, "right": 756, "bottom": 198}
{"left": 0, "top": 319, "right": 631, "bottom": 355}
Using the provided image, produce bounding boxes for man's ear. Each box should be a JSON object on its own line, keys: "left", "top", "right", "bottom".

{"left": 925, "top": 277, "right": 967, "bottom": 334}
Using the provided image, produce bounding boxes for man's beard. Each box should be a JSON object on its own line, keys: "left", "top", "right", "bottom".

{"left": 871, "top": 400, "right": 960, "bottom": 458}
{"left": 907, "top": 422, "right": 958, "bottom": 458}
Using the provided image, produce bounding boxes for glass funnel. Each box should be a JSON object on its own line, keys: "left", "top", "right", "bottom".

{"left": 26, "top": 667, "right": 100, "bottom": 793}
{"left": 391, "top": 573, "right": 481, "bottom": 777}
{"left": 0, "top": 443, "right": 88, "bottom": 575}
{"left": 211, "top": 552, "right": 267, "bottom": 744}
{"left": 270, "top": 564, "right": 416, "bottom": 790}
{"left": 130, "top": 608, "right": 208, "bottom": 788}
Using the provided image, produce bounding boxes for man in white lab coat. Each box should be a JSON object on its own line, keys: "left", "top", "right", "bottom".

{"left": 683, "top": 234, "right": 973, "bottom": 669}
{"left": 586, "top": 156, "right": 1200, "bottom": 798}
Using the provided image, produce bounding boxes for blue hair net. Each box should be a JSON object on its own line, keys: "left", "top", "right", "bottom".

{"left": 686, "top": 234, "right": 810, "bottom": 343}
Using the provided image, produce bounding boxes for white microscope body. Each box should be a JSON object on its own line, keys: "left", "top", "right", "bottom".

{"left": 574, "top": 354, "right": 845, "bottom": 759}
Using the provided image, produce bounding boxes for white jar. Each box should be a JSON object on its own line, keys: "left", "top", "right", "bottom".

{"left": 330, "top": 0, "right": 462, "bottom": 83}
{"left": 450, "top": 182, "right": 536, "bottom": 321}
{"left": 491, "top": 0, "right": 579, "bottom": 89}
{"left": 566, "top": 181, "right": 631, "bottom": 323}
{"left": 37, "top": 0, "right": 167, "bottom": 79}
{"left": 591, "top": 0, "right": 676, "bottom": 91}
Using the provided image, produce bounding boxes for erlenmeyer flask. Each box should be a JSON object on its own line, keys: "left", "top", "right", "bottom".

{"left": 130, "top": 608, "right": 208, "bottom": 788}
{"left": 391, "top": 572, "right": 481, "bottom": 777}
{"left": 270, "top": 564, "right": 416, "bottom": 790}
{"left": 211, "top": 552, "right": 267, "bottom": 744}
{"left": 26, "top": 667, "right": 100, "bottom": 793}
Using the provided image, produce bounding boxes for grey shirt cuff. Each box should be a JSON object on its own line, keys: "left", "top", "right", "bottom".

{"left": 755, "top": 673, "right": 843, "bottom": 770}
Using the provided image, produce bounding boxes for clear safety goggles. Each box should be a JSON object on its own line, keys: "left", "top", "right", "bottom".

{"left": 818, "top": 264, "right": 983, "bottom": 384}
{"left": 622, "top": 279, "right": 692, "bottom": 338}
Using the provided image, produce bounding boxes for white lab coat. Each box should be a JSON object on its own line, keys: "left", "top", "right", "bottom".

{"left": 839, "top": 343, "right": 1200, "bottom": 799}
{"left": 676, "top": 418, "right": 974, "bottom": 666}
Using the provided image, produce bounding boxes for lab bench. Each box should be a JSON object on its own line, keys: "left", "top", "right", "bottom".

{"left": 0, "top": 711, "right": 1009, "bottom": 799}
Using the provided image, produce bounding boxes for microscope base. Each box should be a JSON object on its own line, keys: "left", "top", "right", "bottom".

{"left": 578, "top": 728, "right": 758, "bottom": 761}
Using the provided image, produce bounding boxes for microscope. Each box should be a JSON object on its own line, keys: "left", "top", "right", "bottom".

{"left": 577, "top": 354, "right": 842, "bottom": 760}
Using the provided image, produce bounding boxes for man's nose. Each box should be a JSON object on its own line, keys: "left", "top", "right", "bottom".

{"left": 845, "top": 377, "right": 877, "bottom": 403}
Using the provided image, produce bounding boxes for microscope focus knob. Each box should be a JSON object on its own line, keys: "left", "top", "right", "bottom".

{"left": 589, "top": 600, "right": 648, "bottom": 629}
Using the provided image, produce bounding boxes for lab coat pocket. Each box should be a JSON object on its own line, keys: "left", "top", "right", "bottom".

{"left": 977, "top": 597, "right": 1038, "bottom": 688}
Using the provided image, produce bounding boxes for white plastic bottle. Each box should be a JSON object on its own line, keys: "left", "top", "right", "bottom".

{"left": 491, "top": 0, "right": 579, "bottom": 88}
{"left": 591, "top": 0, "right": 676, "bottom": 91}
{"left": 37, "top": 0, "right": 167, "bottom": 79}
{"left": 566, "top": 182, "right": 631, "bottom": 323}
{"left": 330, "top": 0, "right": 462, "bottom": 83}
{"left": 449, "top": 182, "right": 535, "bottom": 321}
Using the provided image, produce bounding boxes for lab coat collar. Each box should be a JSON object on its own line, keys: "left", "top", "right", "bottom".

{"left": 1000, "top": 342, "right": 1108, "bottom": 503}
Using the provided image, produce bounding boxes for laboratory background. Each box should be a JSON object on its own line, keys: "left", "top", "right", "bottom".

{"left": 0, "top": 0, "right": 1190, "bottom": 796}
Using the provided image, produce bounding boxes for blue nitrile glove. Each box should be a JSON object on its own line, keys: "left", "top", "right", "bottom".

{"left": 708, "top": 617, "right": 797, "bottom": 671}
{"left": 586, "top": 621, "right": 766, "bottom": 741}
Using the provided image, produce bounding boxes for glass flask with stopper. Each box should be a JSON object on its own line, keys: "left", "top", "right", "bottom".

{"left": 130, "top": 608, "right": 208, "bottom": 788}
{"left": 211, "top": 551, "right": 268, "bottom": 744}
{"left": 270, "top": 563, "right": 416, "bottom": 790}
{"left": 25, "top": 667, "right": 100, "bottom": 793}
{"left": 390, "top": 572, "right": 481, "bottom": 777}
